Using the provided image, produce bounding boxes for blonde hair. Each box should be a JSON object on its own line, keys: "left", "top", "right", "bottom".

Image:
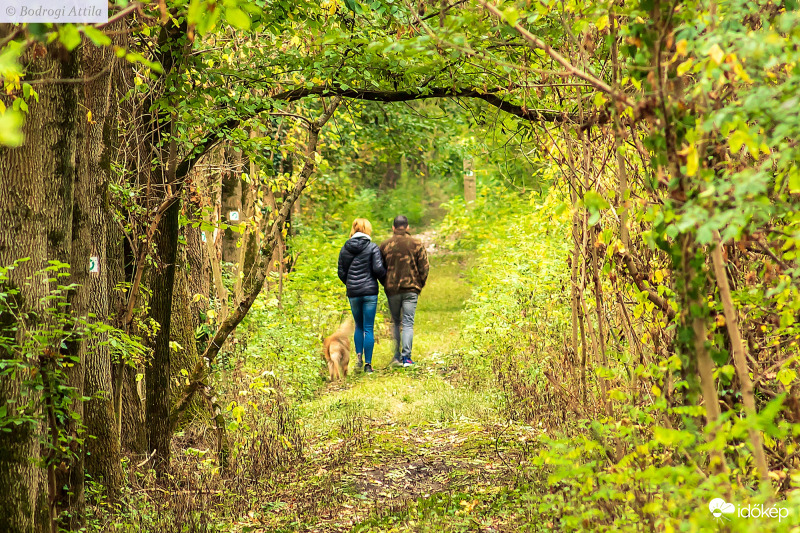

{"left": 350, "top": 218, "right": 372, "bottom": 237}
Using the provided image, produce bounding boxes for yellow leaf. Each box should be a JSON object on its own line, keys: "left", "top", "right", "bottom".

{"left": 729, "top": 129, "right": 749, "bottom": 153}
{"left": 708, "top": 43, "right": 725, "bottom": 66}
{"left": 675, "top": 39, "right": 688, "bottom": 57}
{"left": 685, "top": 144, "right": 699, "bottom": 176}
{"left": 86, "top": 110, "right": 95, "bottom": 124}
{"left": 733, "top": 62, "right": 752, "bottom": 83}
{"left": 596, "top": 15, "right": 609, "bottom": 31}
{"left": 0, "top": 100, "right": 4, "bottom": 113}
{"left": 593, "top": 92, "right": 607, "bottom": 107}
{"left": 677, "top": 59, "right": 693, "bottom": 76}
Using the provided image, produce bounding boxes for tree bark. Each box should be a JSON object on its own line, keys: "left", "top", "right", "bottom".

{"left": 0, "top": 36, "right": 77, "bottom": 532}
{"left": 77, "top": 35, "right": 122, "bottom": 499}
{"left": 169, "top": 231, "right": 206, "bottom": 421}
{"left": 221, "top": 146, "right": 244, "bottom": 263}
{"left": 185, "top": 184, "right": 210, "bottom": 331}
{"left": 144, "top": 21, "right": 189, "bottom": 476}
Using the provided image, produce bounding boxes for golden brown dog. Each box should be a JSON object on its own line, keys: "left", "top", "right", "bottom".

{"left": 323, "top": 319, "right": 354, "bottom": 381}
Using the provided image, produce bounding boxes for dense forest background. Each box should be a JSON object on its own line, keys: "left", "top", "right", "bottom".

{"left": 1, "top": 0, "right": 800, "bottom": 531}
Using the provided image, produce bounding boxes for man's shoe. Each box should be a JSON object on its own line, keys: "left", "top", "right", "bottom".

{"left": 390, "top": 355, "right": 403, "bottom": 367}
{"left": 402, "top": 358, "right": 415, "bottom": 367}
{"left": 364, "top": 363, "right": 373, "bottom": 373}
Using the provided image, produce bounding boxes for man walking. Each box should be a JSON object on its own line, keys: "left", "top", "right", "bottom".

{"left": 380, "top": 215, "right": 430, "bottom": 366}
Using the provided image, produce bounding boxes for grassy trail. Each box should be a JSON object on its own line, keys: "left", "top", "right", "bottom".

{"left": 262, "top": 252, "right": 538, "bottom": 532}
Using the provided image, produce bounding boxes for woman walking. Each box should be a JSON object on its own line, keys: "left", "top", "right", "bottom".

{"left": 337, "top": 218, "right": 386, "bottom": 373}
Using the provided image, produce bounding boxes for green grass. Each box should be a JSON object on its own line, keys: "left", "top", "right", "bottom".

{"left": 298, "top": 252, "right": 498, "bottom": 434}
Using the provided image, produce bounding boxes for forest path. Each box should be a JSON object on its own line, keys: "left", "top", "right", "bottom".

{"left": 258, "top": 250, "right": 538, "bottom": 532}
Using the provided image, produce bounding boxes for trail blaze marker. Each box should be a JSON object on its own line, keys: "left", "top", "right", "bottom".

{"left": 89, "top": 256, "right": 100, "bottom": 275}
{"left": 463, "top": 158, "right": 476, "bottom": 203}
{"left": 229, "top": 210, "right": 240, "bottom": 222}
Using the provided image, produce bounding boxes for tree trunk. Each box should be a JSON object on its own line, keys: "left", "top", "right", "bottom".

{"left": 170, "top": 231, "right": 206, "bottom": 421}
{"left": 144, "top": 22, "right": 188, "bottom": 476}
{"left": 221, "top": 146, "right": 244, "bottom": 263}
{"left": 0, "top": 35, "right": 77, "bottom": 532}
{"left": 77, "top": 35, "right": 122, "bottom": 499}
{"left": 108, "top": 221, "right": 147, "bottom": 455}
{"left": 185, "top": 184, "right": 210, "bottom": 331}
{"left": 233, "top": 140, "right": 260, "bottom": 304}
{"left": 147, "top": 192, "right": 180, "bottom": 474}
{"left": 711, "top": 232, "right": 769, "bottom": 483}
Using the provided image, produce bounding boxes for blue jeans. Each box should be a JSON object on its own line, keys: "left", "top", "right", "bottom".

{"left": 348, "top": 294, "right": 378, "bottom": 365}
{"left": 387, "top": 292, "right": 418, "bottom": 361}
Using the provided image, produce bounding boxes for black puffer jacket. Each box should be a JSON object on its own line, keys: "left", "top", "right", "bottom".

{"left": 338, "top": 234, "right": 386, "bottom": 297}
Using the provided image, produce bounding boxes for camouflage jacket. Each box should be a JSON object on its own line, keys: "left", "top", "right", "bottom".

{"left": 379, "top": 228, "right": 429, "bottom": 296}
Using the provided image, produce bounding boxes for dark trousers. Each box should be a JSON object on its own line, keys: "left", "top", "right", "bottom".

{"left": 387, "top": 292, "right": 418, "bottom": 360}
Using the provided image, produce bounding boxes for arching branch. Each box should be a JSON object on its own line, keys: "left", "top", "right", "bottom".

{"left": 271, "top": 85, "right": 610, "bottom": 125}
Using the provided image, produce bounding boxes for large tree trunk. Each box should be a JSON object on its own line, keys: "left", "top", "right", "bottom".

{"left": 77, "top": 35, "right": 122, "bottom": 499}
{"left": 146, "top": 191, "right": 180, "bottom": 474}
{"left": 144, "top": 21, "right": 189, "bottom": 476}
{"left": 170, "top": 230, "right": 206, "bottom": 421}
{"left": 107, "top": 29, "right": 148, "bottom": 458}
{"left": 186, "top": 182, "right": 210, "bottom": 331}
{"left": 0, "top": 36, "right": 77, "bottom": 532}
{"left": 108, "top": 223, "right": 147, "bottom": 455}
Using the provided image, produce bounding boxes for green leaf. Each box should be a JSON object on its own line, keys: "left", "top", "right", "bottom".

{"left": 58, "top": 25, "right": 82, "bottom": 51}
{"left": 0, "top": 110, "right": 24, "bottom": 147}
{"left": 653, "top": 426, "right": 695, "bottom": 447}
{"left": 677, "top": 59, "right": 693, "bottom": 76}
{"left": 82, "top": 26, "right": 111, "bottom": 47}
{"left": 226, "top": 7, "right": 251, "bottom": 30}
{"left": 583, "top": 191, "right": 610, "bottom": 212}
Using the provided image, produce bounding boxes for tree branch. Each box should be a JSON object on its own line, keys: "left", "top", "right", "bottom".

{"left": 476, "top": 0, "right": 633, "bottom": 108}
{"left": 168, "top": 98, "right": 343, "bottom": 429}
{"left": 616, "top": 247, "right": 677, "bottom": 321}
{"left": 271, "top": 86, "right": 609, "bottom": 125}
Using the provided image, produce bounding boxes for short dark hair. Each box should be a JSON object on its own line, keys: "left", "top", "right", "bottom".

{"left": 393, "top": 215, "right": 409, "bottom": 228}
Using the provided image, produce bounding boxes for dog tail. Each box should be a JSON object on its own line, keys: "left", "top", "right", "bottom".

{"left": 329, "top": 348, "right": 344, "bottom": 380}
{"left": 337, "top": 317, "right": 355, "bottom": 340}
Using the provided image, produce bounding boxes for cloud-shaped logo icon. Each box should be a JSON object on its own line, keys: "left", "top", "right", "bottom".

{"left": 709, "top": 498, "right": 736, "bottom": 521}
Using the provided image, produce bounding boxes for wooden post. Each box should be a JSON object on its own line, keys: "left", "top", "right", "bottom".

{"left": 463, "top": 158, "right": 476, "bottom": 203}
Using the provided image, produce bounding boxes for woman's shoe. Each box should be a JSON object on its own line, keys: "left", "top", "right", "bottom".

{"left": 356, "top": 353, "right": 363, "bottom": 370}
{"left": 364, "top": 363, "right": 373, "bottom": 373}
